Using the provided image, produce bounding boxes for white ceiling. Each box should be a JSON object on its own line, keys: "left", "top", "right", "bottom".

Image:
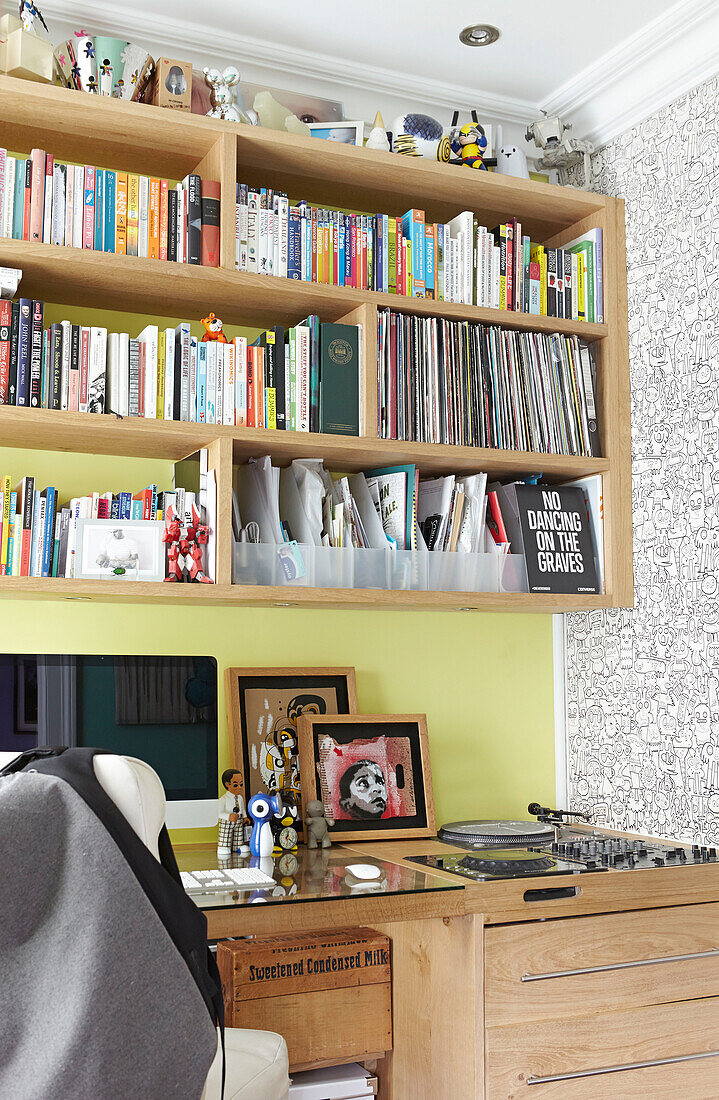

{"left": 42, "top": 0, "right": 719, "bottom": 147}
{"left": 133, "top": 0, "right": 674, "bottom": 103}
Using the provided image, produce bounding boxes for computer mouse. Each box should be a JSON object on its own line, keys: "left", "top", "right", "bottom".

{"left": 345, "top": 863, "right": 382, "bottom": 880}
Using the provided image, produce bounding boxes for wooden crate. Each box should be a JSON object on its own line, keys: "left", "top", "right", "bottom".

{"left": 217, "top": 927, "right": 392, "bottom": 1069}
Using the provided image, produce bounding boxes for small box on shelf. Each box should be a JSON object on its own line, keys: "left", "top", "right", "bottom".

{"left": 0, "top": 15, "right": 53, "bottom": 84}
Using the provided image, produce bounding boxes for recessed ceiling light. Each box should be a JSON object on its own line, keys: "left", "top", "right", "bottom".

{"left": 459, "top": 24, "right": 500, "bottom": 47}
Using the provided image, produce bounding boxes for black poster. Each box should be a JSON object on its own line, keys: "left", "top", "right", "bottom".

{"left": 516, "top": 485, "right": 599, "bottom": 594}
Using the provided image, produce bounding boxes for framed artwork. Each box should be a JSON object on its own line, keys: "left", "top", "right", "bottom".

{"left": 308, "top": 121, "right": 364, "bottom": 146}
{"left": 75, "top": 519, "right": 166, "bottom": 581}
{"left": 297, "top": 714, "right": 435, "bottom": 841}
{"left": 225, "top": 668, "right": 358, "bottom": 824}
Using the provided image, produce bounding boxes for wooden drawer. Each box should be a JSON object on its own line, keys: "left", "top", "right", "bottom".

{"left": 485, "top": 902, "right": 719, "bottom": 1025}
{"left": 485, "top": 996, "right": 719, "bottom": 1099}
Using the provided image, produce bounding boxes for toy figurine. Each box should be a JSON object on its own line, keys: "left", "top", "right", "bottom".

{"left": 304, "top": 799, "right": 331, "bottom": 849}
{"left": 162, "top": 499, "right": 212, "bottom": 583}
{"left": 391, "top": 112, "right": 443, "bottom": 158}
{"left": 203, "top": 66, "right": 244, "bottom": 123}
{"left": 449, "top": 121, "right": 488, "bottom": 170}
{"left": 18, "top": 0, "right": 48, "bottom": 33}
{"left": 217, "top": 768, "right": 250, "bottom": 856}
{"left": 271, "top": 795, "right": 299, "bottom": 855}
{"left": 200, "top": 312, "right": 228, "bottom": 343}
{"left": 248, "top": 793, "right": 279, "bottom": 857}
{"left": 366, "top": 111, "right": 390, "bottom": 153}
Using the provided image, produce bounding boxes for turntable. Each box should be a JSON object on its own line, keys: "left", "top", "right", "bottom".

{"left": 438, "top": 819, "right": 555, "bottom": 848}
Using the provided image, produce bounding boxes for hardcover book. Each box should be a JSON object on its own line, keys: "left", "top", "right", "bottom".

{"left": 319, "top": 323, "right": 359, "bottom": 436}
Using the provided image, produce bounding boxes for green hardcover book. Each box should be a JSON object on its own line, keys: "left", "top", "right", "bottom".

{"left": 319, "top": 322, "right": 359, "bottom": 436}
{"left": 568, "top": 242, "right": 595, "bottom": 322}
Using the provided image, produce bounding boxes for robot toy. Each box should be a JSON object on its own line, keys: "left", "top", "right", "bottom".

{"left": 163, "top": 499, "right": 212, "bottom": 583}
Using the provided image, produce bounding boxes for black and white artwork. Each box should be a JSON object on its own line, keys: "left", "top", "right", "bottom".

{"left": 564, "top": 75, "right": 719, "bottom": 844}
{"left": 75, "top": 519, "right": 166, "bottom": 581}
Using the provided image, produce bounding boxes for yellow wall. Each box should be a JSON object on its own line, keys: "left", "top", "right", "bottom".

{"left": 0, "top": 299, "right": 557, "bottom": 843}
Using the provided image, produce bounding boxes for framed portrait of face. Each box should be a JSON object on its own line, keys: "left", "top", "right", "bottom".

{"left": 224, "top": 668, "right": 358, "bottom": 831}
{"left": 297, "top": 714, "right": 435, "bottom": 841}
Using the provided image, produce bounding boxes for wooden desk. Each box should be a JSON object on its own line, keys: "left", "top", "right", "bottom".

{"left": 180, "top": 837, "right": 719, "bottom": 1099}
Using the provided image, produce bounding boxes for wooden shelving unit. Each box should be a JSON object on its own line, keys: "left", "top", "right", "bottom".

{"left": 0, "top": 76, "right": 632, "bottom": 612}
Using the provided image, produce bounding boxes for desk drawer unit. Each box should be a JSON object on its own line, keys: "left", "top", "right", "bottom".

{"left": 484, "top": 902, "right": 719, "bottom": 1025}
{"left": 485, "top": 996, "right": 719, "bottom": 1099}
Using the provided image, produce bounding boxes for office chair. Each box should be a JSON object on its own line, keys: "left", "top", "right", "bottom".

{"left": 2, "top": 751, "right": 290, "bottom": 1100}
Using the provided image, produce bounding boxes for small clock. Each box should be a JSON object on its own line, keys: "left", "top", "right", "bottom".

{"left": 278, "top": 852, "right": 299, "bottom": 876}
{"left": 278, "top": 825, "right": 298, "bottom": 851}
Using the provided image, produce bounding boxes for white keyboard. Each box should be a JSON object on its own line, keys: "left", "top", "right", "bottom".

{"left": 181, "top": 867, "right": 276, "bottom": 893}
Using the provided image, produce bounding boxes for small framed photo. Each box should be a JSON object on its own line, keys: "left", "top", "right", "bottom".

{"left": 297, "top": 714, "right": 435, "bottom": 842}
{"left": 308, "top": 121, "right": 364, "bottom": 146}
{"left": 75, "top": 518, "right": 166, "bottom": 581}
{"left": 225, "top": 667, "right": 358, "bottom": 830}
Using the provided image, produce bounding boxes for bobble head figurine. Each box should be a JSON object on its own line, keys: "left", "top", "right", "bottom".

{"left": 217, "top": 768, "right": 250, "bottom": 856}
{"left": 450, "top": 121, "right": 488, "bottom": 170}
{"left": 305, "top": 799, "right": 331, "bottom": 849}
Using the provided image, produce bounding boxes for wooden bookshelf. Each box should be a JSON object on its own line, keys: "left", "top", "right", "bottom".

{"left": 0, "top": 76, "right": 632, "bottom": 613}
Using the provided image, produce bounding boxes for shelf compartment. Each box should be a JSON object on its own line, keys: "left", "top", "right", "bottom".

{"left": 0, "top": 76, "right": 220, "bottom": 180}
{"left": 0, "top": 239, "right": 607, "bottom": 341}
{"left": 0, "top": 407, "right": 608, "bottom": 480}
{"left": 235, "top": 127, "right": 606, "bottom": 241}
{"left": 233, "top": 542, "right": 528, "bottom": 595}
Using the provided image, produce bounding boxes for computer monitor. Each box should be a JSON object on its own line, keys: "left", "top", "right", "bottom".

{"left": 0, "top": 654, "right": 219, "bottom": 829}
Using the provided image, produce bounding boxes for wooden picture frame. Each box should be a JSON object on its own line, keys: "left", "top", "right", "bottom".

{"left": 297, "top": 714, "right": 435, "bottom": 842}
{"left": 224, "top": 667, "right": 358, "bottom": 831}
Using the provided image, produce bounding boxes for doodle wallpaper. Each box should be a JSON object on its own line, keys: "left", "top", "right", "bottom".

{"left": 565, "top": 75, "right": 719, "bottom": 843}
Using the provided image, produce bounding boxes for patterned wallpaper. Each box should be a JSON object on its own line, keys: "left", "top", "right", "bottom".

{"left": 565, "top": 75, "right": 719, "bottom": 843}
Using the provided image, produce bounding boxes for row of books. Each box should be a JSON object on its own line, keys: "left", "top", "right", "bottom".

{"left": 235, "top": 456, "right": 603, "bottom": 584}
{"left": 233, "top": 185, "right": 602, "bottom": 320}
{"left": 0, "top": 476, "right": 199, "bottom": 578}
{"left": 0, "top": 148, "right": 220, "bottom": 265}
{"left": 377, "top": 309, "right": 600, "bottom": 458}
{"left": 0, "top": 300, "right": 360, "bottom": 434}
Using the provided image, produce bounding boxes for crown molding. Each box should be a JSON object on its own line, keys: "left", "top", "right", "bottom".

{"left": 40, "top": 0, "right": 536, "bottom": 123}
{"left": 540, "top": 0, "right": 719, "bottom": 146}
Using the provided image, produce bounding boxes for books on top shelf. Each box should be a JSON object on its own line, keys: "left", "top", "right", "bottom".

{"left": 0, "top": 477, "right": 205, "bottom": 579}
{"left": 234, "top": 185, "right": 603, "bottom": 321}
{"left": 0, "top": 302, "right": 361, "bottom": 435}
{"left": 377, "top": 308, "right": 601, "bottom": 458}
{"left": 0, "top": 148, "right": 220, "bottom": 266}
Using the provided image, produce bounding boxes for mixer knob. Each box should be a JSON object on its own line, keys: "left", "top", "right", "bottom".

{"left": 620, "top": 839, "right": 628, "bottom": 851}
{"left": 666, "top": 849, "right": 676, "bottom": 859}
{"left": 627, "top": 855, "right": 636, "bottom": 866}
{"left": 679, "top": 849, "right": 687, "bottom": 861}
{"left": 551, "top": 842, "right": 559, "bottom": 853}
{"left": 693, "top": 845, "right": 701, "bottom": 856}
{"left": 586, "top": 859, "right": 596, "bottom": 870}
{"left": 702, "top": 850, "right": 710, "bottom": 862}
{"left": 710, "top": 848, "right": 717, "bottom": 858}
{"left": 614, "top": 853, "right": 624, "bottom": 864}
{"left": 653, "top": 856, "right": 665, "bottom": 866}
{"left": 601, "top": 853, "right": 610, "bottom": 865}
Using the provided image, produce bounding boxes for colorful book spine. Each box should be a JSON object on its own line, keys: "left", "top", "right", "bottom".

{"left": 83, "top": 166, "right": 95, "bottom": 249}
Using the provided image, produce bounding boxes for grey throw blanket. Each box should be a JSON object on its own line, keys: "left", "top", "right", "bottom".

{"left": 0, "top": 771, "right": 217, "bottom": 1099}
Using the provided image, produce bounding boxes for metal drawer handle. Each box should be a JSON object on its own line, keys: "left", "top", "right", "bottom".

{"left": 521, "top": 946, "right": 719, "bottom": 982}
{"left": 527, "top": 1048, "right": 719, "bottom": 1085}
